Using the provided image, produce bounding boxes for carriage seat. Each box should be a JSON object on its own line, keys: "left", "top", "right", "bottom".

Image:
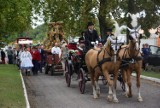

{"left": 67, "top": 42, "right": 77, "bottom": 50}
{"left": 53, "top": 54, "right": 60, "bottom": 64}
{"left": 46, "top": 52, "right": 60, "bottom": 65}
{"left": 46, "top": 53, "right": 54, "bottom": 65}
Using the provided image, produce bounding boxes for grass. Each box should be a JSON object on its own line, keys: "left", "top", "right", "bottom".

{"left": 0, "top": 64, "right": 25, "bottom": 108}
{"left": 141, "top": 70, "right": 160, "bottom": 79}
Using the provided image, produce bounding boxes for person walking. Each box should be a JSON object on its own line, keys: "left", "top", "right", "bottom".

{"left": 31, "top": 46, "right": 41, "bottom": 75}
{"left": 38, "top": 44, "right": 45, "bottom": 73}
{"left": 20, "top": 47, "right": 33, "bottom": 75}
{"left": 141, "top": 44, "right": 150, "bottom": 70}
{"left": 1, "top": 49, "right": 6, "bottom": 64}
{"left": 7, "top": 47, "right": 13, "bottom": 64}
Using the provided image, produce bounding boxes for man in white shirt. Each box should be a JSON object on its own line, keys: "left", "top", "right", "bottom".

{"left": 51, "top": 42, "right": 61, "bottom": 58}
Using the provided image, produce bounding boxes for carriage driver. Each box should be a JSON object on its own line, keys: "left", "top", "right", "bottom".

{"left": 104, "top": 28, "right": 114, "bottom": 43}
{"left": 84, "top": 22, "right": 99, "bottom": 51}
{"left": 51, "top": 42, "right": 62, "bottom": 58}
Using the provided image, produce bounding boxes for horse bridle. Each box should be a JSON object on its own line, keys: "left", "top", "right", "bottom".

{"left": 128, "top": 30, "right": 141, "bottom": 60}
{"left": 129, "top": 29, "right": 141, "bottom": 49}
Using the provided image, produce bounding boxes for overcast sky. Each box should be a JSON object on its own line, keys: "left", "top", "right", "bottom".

{"left": 32, "top": 10, "right": 44, "bottom": 29}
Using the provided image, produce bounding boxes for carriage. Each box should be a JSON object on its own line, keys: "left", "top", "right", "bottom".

{"left": 64, "top": 42, "right": 80, "bottom": 86}
{"left": 64, "top": 14, "right": 144, "bottom": 102}
{"left": 44, "top": 50, "right": 63, "bottom": 75}
{"left": 43, "top": 21, "right": 66, "bottom": 76}
{"left": 64, "top": 41, "right": 125, "bottom": 94}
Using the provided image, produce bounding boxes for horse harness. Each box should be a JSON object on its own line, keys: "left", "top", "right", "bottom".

{"left": 93, "top": 47, "right": 112, "bottom": 72}
{"left": 120, "top": 46, "right": 142, "bottom": 68}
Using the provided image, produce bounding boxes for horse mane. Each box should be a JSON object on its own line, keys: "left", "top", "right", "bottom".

{"left": 102, "top": 39, "right": 111, "bottom": 51}
{"left": 103, "top": 40, "right": 109, "bottom": 47}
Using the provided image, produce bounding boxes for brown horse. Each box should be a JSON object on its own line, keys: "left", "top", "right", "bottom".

{"left": 118, "top": 25, "right": 143, "bottom": 102}
{"left": 85, "top": 37, "right": 122, "bottom": 102}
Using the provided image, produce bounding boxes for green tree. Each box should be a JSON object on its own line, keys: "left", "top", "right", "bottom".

{"left": 0, "top": 0, "right": 33, "bottom": 43}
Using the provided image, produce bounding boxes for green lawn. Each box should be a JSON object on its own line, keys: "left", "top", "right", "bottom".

{"left": 0, "top": 64, "right": 25, "bottom": 108}
{"left": 141, "top": 70, "right": 160, "bottom": 79}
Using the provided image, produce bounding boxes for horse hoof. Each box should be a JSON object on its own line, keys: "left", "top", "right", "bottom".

{"left": 93, "top": 95, "right": 98, "bottom": 99}
{"left": 107, "top": 95, "right": 113, "bottom": 102}
{"left": 97, "top": 93, "right": 100, "bottom": 98}
{"left": 97, "top": 90, "right": 100, "bottom": 97}
{"left": 124, "top": 92, "right": 128, "bottom": 97}
{"left": 138, "top": 97, "right": 143, "bottom": 102}
{"left": 113, "top": 99, "right": 119, "bottom": 103}
{"left": 125, "top": 93, "right": 132, "bottom": 98}
{"left": 93, "top": 96, "right": 98, "bottom": 99}
{"left": 128, "top": 94, "right": 132, "bottom": 98}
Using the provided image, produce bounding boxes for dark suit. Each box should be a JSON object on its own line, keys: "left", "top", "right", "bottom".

{"left": 1, "top": 50, "right": 6, "bottom": 64}
{"left": 104, "top": 34, "right": 114, "bottom": 44}
{"left": 84, "top": 29, "right": 99, "bottom": 50}
{"left": 38, "top": 48, "right": 45, "bottom": 72}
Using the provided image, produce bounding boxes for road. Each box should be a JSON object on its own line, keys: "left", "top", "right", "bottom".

{"left": 24, "top": 72, "right": 160, "bottom": 108}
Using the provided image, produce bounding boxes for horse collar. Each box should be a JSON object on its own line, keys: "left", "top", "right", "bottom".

{"left": 104, "top": 47, "right": 112, "bottom": 57}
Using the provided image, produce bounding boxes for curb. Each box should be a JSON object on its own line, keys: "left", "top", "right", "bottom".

{"left": 20, "top": 71, "right": 30, "bottom": 108}
{"left": 132, "top": 73, "right": 160, "bottom": 84}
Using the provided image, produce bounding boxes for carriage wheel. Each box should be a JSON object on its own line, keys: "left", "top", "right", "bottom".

{"left": 64, "top": 60, "right": 68, "bottom": 73}
{"left": 78, "top": 68, "right": 86, "bottom": 94}
{"left": 101, "top": 75, "right": 107, "bottom": 85}
{"left": 51, "top": 65, "right": 55, "bottom": 76}
{"left": 45, "top": 65, "right": 49, "bottom": 74}
{"left": 65, "top": 61, "right": 72, "bottom": 87}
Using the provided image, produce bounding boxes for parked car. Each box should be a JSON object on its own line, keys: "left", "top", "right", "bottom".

{"left": 148, "top": 45, "right": 160, "bottom": 66}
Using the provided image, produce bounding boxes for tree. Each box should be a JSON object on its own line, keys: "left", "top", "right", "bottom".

{"left": 0, "top": 0, "right": 33, "bottom": 43}
{"left": 1, "top": 0, "right": 160, "bottom": 43}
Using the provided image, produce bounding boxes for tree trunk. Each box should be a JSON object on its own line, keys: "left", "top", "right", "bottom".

{"left": 98, "top": 0, "right": 108, "bottom": 39}
{"left": 127, "top": 0, "right": 136, "bottom": 43}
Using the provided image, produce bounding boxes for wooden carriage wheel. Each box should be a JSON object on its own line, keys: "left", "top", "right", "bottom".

{"left": 78, "top": 68, "right": 86, "bottom": 94}
{"left": 65, "top": 60, "right": 72, "bottom": 87}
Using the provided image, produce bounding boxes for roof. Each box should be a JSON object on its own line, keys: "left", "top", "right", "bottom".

{"left": 16, "top": 37, "right": 32, "bottom": 40}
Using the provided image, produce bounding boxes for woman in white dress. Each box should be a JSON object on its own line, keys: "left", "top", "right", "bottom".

{"left": 20, "top": 47, "right": 33, "bottom": 75}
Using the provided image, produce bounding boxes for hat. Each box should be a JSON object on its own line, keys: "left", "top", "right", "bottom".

{"left": 106, "top": 28, "right": 112, "bottom": 32}
{"left": 87, "top": 22, "right": 94, "bottom": 27}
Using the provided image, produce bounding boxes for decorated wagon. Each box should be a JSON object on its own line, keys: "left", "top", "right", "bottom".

{"left": 43, "top": 21, "right": 67, "bottom": 75}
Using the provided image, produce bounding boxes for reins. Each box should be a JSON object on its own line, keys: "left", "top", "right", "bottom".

{"left": 120, "top": 40, "right": 142, "bottom": 68}
{"left": 93, "top": 45, "right": 113, "bottom": 72}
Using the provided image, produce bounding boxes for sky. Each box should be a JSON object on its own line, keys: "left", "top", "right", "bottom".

{"left": 31, "top": 10, "right": 44, "bottom": 29}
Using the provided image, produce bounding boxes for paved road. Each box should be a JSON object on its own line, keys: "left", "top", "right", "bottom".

{"left": 24, "top": 73, "right": 160, "bottom": 108}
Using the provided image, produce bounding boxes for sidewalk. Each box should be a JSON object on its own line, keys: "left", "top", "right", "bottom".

{"left": 132, "top": 73, "right": 160, "bottom": 84}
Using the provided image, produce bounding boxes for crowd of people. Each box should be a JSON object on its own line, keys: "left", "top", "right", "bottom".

{"left": 0, "top": 21, "right": 155, "bottom": 75}
{"left": 19, "top": 45, "right": 47, "bottom": 75}
{"left": 0, "top": 46, "right": 17, "bottom": 64}
{"left": 0, "top": 44, "right": 46, "bottom": 75}
{"left": 0, "top": 21, "right": 129, "bottom": 76}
